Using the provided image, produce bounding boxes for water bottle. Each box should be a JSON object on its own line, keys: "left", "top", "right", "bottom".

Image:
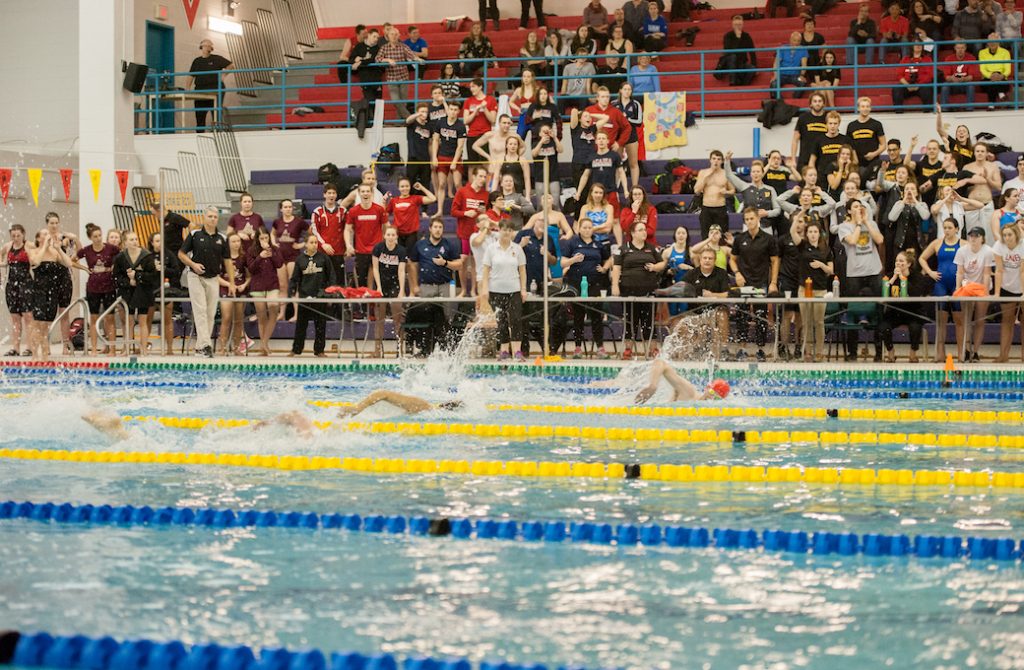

{"left": 831, "top": 276, "right": 840, "bottom": 298}
{"left": 530, "top": 279, "right": 538, "bottom": 295}
{"left": 580, "top": 275, "right": 589, "bottom": 298}
{"left": 881, "top": 276, "right": 890, "bottom": 297}
{"left": 804, "top": 276, "right": 813, "bottom": 298}
{"left": 449, "top": 278, "right": 456, "bottom": 298}
{"left": 899, "top": 277, "right": 908, "bottom": 297}
{"left": 736, "top": 166, "right": 750, "bottom": 176}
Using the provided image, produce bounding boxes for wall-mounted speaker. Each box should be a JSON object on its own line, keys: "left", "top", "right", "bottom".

{"left": 122, "top": 62, "right": 150, "bottom": 93}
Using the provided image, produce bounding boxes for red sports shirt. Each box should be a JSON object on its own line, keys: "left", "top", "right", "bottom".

{"left": 451, "top": 185, "right": 490, "bottom": 239}
{"left": 387, "top": 195, "right": 425, "bottom": 235}
{"left": 310, "top": 204, "right": 346, "bottom": 256}
{"left": 345, "top": 202, "right": 388, "bottom": 254}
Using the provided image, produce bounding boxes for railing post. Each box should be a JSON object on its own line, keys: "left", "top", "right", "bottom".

{"left": 699, "top": 52, "right": 705, "bottom": 119}
{"left": 852, "top": 45, "right": 859, "bottom": 108}
{"left": 281, "top": 66, "right": 288, "bottom": 131}
{"left": 153, "top": 71, "right": 162, "bottom": 135}
{"left": 1014, "top": 39, "right": 1020, "bottom": 111}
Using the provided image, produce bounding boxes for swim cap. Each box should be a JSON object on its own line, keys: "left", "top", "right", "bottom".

{"left": 708, "top": 379, "right": 730, "bottom": 399}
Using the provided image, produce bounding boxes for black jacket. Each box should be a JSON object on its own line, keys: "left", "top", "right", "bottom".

{"left": 290, "top": 251, "right": 336, "bottom": 298}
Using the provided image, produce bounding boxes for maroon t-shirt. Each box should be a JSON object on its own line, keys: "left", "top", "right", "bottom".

{"left": 219, "top": 254, "right": 249, "bottom": 297}
{"left": 271, "top": 216, "right": 308, "bottom": 263}
{"left": 247, "top": 247, "right": 284, "bottom": 292}
{"left": 228, "top": 212, "right": 266, "bottom": 255}
{"left": 76, "top": 243, "right": 119, "bottom": 294}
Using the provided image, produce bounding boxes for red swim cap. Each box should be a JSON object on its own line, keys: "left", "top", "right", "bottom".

{"left": 708, "top": 378, "right": 730, "bottom": 399}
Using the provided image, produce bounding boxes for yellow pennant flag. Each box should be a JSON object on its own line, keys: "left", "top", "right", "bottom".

{"left": 27, "top": 169, "right": 42, "bottom": 207}
{"left": 89, "top": 169, "right": 102, "bottom": 202}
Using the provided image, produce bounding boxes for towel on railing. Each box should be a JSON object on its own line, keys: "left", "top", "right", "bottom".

{"left": 642, "top": 92, "right": 688, "bottom": 151}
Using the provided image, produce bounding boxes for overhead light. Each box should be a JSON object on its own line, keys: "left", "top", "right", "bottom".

{"left": 208, "top": 16, "right": 243, "bottom": 35}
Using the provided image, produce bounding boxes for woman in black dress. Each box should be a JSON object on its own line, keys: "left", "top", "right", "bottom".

{"left": 113, "top": 231, "right": 159, "bottom": 355}
{"left": 1, "top": 224, "right": 33, "bottom": 356}
{"left": 28, "top": 229, "right": 74, "bottom": 360}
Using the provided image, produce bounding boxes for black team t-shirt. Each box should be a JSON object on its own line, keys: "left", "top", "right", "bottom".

{"left": 795, "top": 111, "right": 828, "bottom": 168}
{"left": 406, "top": 119, "right": 432, "bottom": 161}
{"left": 434, "top": 118, "right": 467, "bottom": 158}
{"left": 846, "top": 117, "right": 885, "bottom": 164}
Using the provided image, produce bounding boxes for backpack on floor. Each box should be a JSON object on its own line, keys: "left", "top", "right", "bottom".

{"left": 69, "top": 317, "right": 85, "bottom": 351}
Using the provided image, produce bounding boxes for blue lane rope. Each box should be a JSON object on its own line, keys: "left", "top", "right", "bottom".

{"left": 2, "top": 500, "right": 1021, "bottom": 564}
{"left": 0, "top": 629, "right": 599, "bottom": 670}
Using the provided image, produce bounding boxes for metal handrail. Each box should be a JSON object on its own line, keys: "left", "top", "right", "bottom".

{"left": 48, "top": 298, "right": 90, "bottom": 354}
{"left": 134, "top": 37, "right": 1022, "bottom": 133}
{"left": 95, "top": 297, "right": 130, "bottom": 353}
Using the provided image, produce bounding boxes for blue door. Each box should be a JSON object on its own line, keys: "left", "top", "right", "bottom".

{"left": 145, "top": 22, "right": 176, "bottom": 133}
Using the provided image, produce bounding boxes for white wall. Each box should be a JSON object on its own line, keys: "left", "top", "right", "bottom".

{"left": 134, "top": 109, "right": 1024, "bottom": 180}
{"left": 316, "top": 0, "right": 754, "bottom": 26}
{"left": 0, "top": 0, "right": 79, "bottom": 152}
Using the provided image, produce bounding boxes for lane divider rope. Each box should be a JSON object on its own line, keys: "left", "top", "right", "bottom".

{"left": 4, "top": 446, "right": 1024, "bottom": 489}
{"left": 118, "top": 414, "right": 1024, "bottom": 450}
{"left": 0, "top": 629, "right": 591, "bottom": 670}
{"left": 308, "top": 401, "right": 1024, "bottom": 425}
{"left": 2, "top": 500, "right": 1022, "bottom": 563}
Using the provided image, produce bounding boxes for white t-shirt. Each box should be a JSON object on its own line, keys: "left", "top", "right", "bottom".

{"left": 953, "top": 244, "right": 995, "bottom": 285}
{"left": 933, "top": 202, "right": 966, "bottom": 238}
{"left": 837, "top": 221, "right": 882, "bottom": 278}
{"left": 483, "top": 241, "right": 527, "bottom": 293}
{"left": 470, "top": 230, "right": 498, "bottom": 281}
{"left": 993, "top": 240, "right": 1024, "bottom": 294}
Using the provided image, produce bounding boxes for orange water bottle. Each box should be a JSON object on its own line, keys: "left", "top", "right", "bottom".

{"left": 804, "top": 276, "right": 813, "bottom": 298}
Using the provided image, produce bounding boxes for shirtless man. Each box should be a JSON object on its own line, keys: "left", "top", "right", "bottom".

{"left": 591, "top": 359, "right": 731, "bottom": 403}
{"left": 471, "top": 114, "right": 516, "bottom": 182}
{"left": 258, "top": 391, "right": 464, "bottom": 437}
{"left": 961, "top": 142, "right": 1003, "bottom": 230}
{"left": 695, "top": 150, "right": 735, "bottom": 238}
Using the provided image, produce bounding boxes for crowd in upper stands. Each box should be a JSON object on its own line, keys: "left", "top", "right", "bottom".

{"left": 5, "top": 2, "right": 1023, "bottom": 363}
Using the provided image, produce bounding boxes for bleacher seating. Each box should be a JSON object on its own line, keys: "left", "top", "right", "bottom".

{"left": 264, "top": 2, "right": 922, "bottom": 129}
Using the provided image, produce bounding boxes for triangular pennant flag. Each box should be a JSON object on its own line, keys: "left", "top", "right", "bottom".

{"left": 0, "top": 169, "right": 11, "bottom": 205}
{"left": 115, "top": 170, "right": 129, "bottom": 204}
{"left": 182, "top": 0, "right": 201, "bottom": 28}
{"left": 27, "top": 169, "right": 42, "bottom": 207}
{"left": 89, "top": 169, "right": 102, "bottom": 202}
{"left": 59, "top": 169, "right": 73, "bottom": 202}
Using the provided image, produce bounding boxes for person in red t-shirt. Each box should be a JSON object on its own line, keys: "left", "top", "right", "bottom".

{"left": 387, "top": 176, "right": 437, "bottom": 251}
{"left": 344, "top": 184, "right": 389, "bottom": 288}
{"left": 451, "top": 165, "right": 490, "bottom": 295}
{"left": 585, "top": 87, "right": 631, "bottom": 154}
{"left": 892, "top": 42, "right": 934, "bottom": 111}
{"left": 618, "top": 185, "right": 659, "bottom": 244}
{"left": 940, "top": 41, "right": 979, "bottom": 109}
{"left": 310, "top": 183, "right": 347, "bottom": 283}
{"left": 462, "top": 78, "right": 498, "bottom": 167}
{"left": 879, "top": 4, "right": 910, "bottom": 61}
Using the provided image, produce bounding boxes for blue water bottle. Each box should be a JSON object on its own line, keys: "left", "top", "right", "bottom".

{"left": 580, "top": 275, "right": 589, "bottom": 298}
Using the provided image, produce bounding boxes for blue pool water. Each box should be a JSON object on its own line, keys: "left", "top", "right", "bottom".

{"left": 2, "top": 362, "right": 1024, "bottom": 669}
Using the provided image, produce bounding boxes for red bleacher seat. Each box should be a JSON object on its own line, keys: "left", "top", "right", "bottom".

{"left": 267, "top": 3, "right": 909, "bottom": 128}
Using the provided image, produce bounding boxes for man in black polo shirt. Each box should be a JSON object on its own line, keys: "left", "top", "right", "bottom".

{"left": 729, "top": 207, "right": 780, "bottom": 361}
{"left": 681, "top": 247, "right": 731, "bottom": 357}
{"left": 789, "top": 92, "right": 828, "bottom": 171}
{"left": 178, "top": 206, "right": 233, "bottom": 357}
{"left": 188, "top": 39, "right": 232, "bottom": 132}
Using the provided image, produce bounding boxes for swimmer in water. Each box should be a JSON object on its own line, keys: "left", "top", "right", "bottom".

{"left": 256, "top": 391, "right": 464, "bottom": 437}
{"left": 591, "top": 359, "right": 730, "bottom": 403}
{"left": 82, "top": 410, "right": 131, "bottom": 440}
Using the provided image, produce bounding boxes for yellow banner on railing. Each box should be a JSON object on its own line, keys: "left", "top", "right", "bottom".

{"left": 643, "top": 92, "right": 688, "bottom": 151}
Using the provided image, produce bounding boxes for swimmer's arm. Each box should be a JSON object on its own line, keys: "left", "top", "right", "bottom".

{"left": 337, "top": 390, "right": 433, "bottom": 417}
{"left": 659, "top": 364, "right": 700, "bottom": 402}
{"left": 82, "top": 411, "right": 129, "bottom": 440}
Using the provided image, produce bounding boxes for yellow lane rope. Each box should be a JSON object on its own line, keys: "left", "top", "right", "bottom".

{"left": 114, "top": 414, "right": 1024, "bottom": 449}
{"left": 307, "top": 401, "right": 1022, "bottom": 425}
{"left": 2, "top": 446, "right": 1023, "bottom": 489}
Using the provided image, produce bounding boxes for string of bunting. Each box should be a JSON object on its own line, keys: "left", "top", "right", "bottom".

{"left": 0, "top": 168, "right": 130, "bottom": 205}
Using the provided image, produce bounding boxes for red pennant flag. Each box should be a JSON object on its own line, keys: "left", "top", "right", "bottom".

{"left": 0, "top": 169, "right": 10, "bottom": 205}
{"left": 182, "top": 0, "right": 201, "bottom": 28}
{"left": 115, "top": 170, "right": 129, "bottom": 204}
{"left": 59, "top": 169, "right": 73, "bottom": 202}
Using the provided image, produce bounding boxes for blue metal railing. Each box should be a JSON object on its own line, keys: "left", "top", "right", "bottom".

{"left": 134, "top": 38, "right": 1021, "bottom": 134}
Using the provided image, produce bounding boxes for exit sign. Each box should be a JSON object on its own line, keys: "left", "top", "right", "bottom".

{"left": 154, "top": 4, "right": 169, "bottom": 20}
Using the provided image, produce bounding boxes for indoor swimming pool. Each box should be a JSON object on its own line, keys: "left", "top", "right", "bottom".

{"left": 2, "top": 358, "right": 1024, "bottom": 669}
